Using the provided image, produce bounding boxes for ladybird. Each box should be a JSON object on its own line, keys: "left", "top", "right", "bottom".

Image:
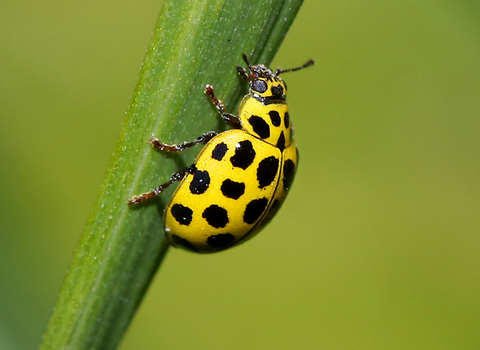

{"left": 128, "top": 54, "right": 314, "bottom": 253}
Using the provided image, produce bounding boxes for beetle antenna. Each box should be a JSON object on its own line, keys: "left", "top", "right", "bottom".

{"left": 235, "top": 53, "right": 252, "bottom": 79}
{"left": 275, "top": 59, "right": 314, "bottom": 76}
{"left": 242, "top": 53, "right": 251, "bottom": 69}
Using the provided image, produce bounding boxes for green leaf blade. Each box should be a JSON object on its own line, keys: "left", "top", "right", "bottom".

{"left": 41, "top": 0, "right": 305, "bottom": 349}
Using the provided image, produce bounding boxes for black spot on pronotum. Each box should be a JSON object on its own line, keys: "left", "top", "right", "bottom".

{"left": 170, "top": 204, "right": 193, "bottom": 225}
{"left": 230, "top": 140, "right": 256, "bottom": 170}
{"left": 283, "top": 159, "right": 296, "bottom": 191}
{"left": 257, "top": 156, "right": 279, "bottom": 188}
{"left": 207, "top": 233, "right": 236, "bottom": 249}
{"left": 244, "top": 198, "right": 269, "bottom": 224}
{"left": 221, "top": 179, "right": 245, "bottom": 199}
{"left": 269, "top": 110, "right": 281, "bottom": 127}
{"left": 271, "top": 85, "right": 284, "bottom": 99}
{"left": 189, "top": 170, "right": 210, "bottom": 194}
{"left": 171, "top": 234, "right": 197, "bottom": 252}
{"left": 276, "top": 131, "right": 285, "bottom": 152}
{"left": 202, "top": 205, "right": 229, "bottom": 228}
{"left": 212, "top": 142, "right": 228, "bottom": 161}
{"left": 248, "top": 115, "right": 270, "bottom": 139}
{"left": 284, "top": 112, "right": 290, "bottom": 128}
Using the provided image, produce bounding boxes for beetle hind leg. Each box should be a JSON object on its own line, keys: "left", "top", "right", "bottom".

{"left": 128, "top": 166, "right": 192, "bottom": 205}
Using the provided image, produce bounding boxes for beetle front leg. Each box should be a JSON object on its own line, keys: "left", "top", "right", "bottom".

{"left": 204, "top": 84, "right": 241, "bottom": 129}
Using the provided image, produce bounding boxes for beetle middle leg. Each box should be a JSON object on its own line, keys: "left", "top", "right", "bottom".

{"left": 149, "top": 131, "right": 218, "bottom": 152}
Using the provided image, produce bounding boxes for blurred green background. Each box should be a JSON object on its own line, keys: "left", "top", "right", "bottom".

{"left": 1, "top": 0, "right": 480, "bottom": 349}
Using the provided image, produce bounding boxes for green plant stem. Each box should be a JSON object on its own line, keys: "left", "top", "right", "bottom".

{"left": 40, "top": 0, "right": 304, "bottom": 349}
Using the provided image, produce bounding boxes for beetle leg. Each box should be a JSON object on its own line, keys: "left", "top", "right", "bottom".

{"left": 127, "top": 165, "right": 194, "bottom": 205}
{"left": 204, "top": 84, "right": 241, "bottom": 129}
{"left": 149, "top": 131, "right": 218, "bottom": 152}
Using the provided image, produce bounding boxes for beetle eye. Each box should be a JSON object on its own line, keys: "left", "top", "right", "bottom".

{"left": 251, "top": 80, "right": 268, "bottom": 93}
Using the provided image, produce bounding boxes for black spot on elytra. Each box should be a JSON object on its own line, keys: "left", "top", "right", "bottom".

{"left": 284, "top": 112, "right": 290, "bottom": 128}
{"left": 283, "top": 159, "right": 296, "bottom": 191}
{"left": 221, "top": 179, "right": 245, "bottom": 199}
{"left": 230, "top": 140, "right": 255, "bottom": 170}
{"left": 171, "top": 234, "right": 197, "bottom": 252}
{"left": 257, "top": 156, "right": 279, "bottom": 188}
{"left": 212, "top": 142, "right": 228, "bottom": 161}
{"left": 248, "top": 115, "right": 270, "bottom": 139}
{"left": 170, "top": 204, "right": 193, "bottom": 225}
{"left": 189, "top": 170, "right": 210, "bottom": 194}
{"left": 202, "top": 205, "right": 229, "bottom": 228}
{"left": 244, "top": 198, "right": 268, "bottom": 224}
{"left": 276, "top": 131, "right": 285, "bottom": 152}
{"left": 207, "top": 233, "right": 236, "bottom": 249}
{"left": 269, "top": 110, "right": 281, "bottom": 127}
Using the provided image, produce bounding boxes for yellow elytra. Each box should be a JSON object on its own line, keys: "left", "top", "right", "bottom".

{"left": 128, "top": 54, "right": 314, "bottom": 253}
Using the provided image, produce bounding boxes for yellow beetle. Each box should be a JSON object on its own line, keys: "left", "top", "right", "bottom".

{"left": 129, "top": 54, "right": 313, "bottom": 253}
